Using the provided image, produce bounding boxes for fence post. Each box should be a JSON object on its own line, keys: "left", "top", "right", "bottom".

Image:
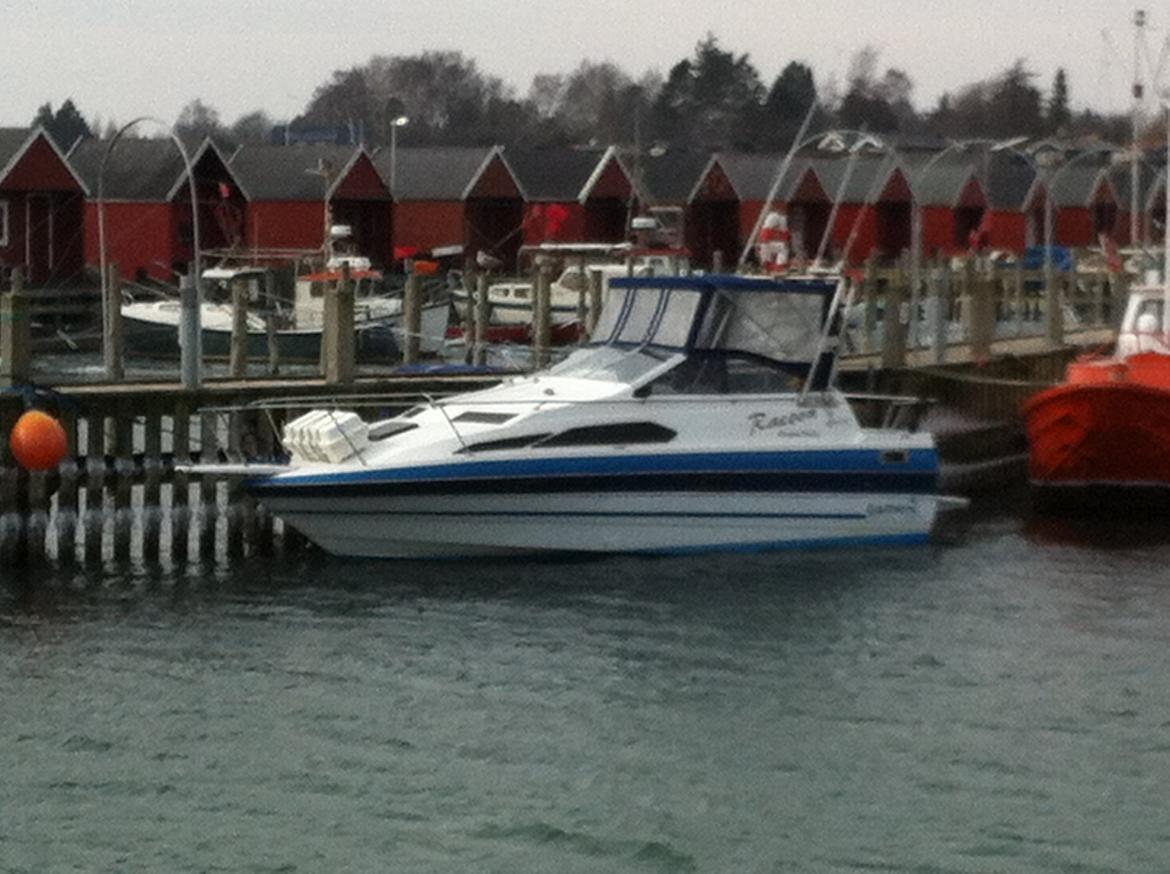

{"left": 0, "top": 268, "right": 30, "bottom": 387}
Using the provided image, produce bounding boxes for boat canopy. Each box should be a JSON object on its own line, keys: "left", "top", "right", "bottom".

{"left": 596, "top": 274, "right": 839, "bottom": 364}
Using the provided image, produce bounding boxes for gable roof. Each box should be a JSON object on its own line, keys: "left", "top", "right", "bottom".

{"left": 227, "top": 144, "right": 376, "bottom": 201}
{"left": 899, "top": 153, "right": 985, "bottom": 208}
{"left": 1, "top": 125, "right": 90, "bottom": 193}
{"left": 718, "top": 152, "right": 814, "bottom": 202}
{"left": 373, "top": 146, "right": 517, "bottom": 201}
{"left": 809, "top": 154, "right": 901, "bottom": 204}
{"left": 632, "top": 151, "right": 721, "bottom": 204}
{"left": 505, "top": 146, "right": 623, "bottom": 202}
{"left": 983, "top": 152, "right": 1041, "bottom": 211}
{"left": 70, "top": 136, "right": 187, "bottom": 200}
{"left": 1049, "top": 163, "right": 1115, "bottom": 208}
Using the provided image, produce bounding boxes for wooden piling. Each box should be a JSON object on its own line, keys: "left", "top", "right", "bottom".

{"left": 0, "top": 268, "right": 30, "bottom": 387}
{"left": 198, "top": 412, "right": 218, "bottom": 559}
{"left": 880, "top": 256, "right": 908, "bottom": 369}
{"left": 473, "top": 273, "right": 490, "bottom": 366}
{"left": 587, "top": 268, "right": 603, "bottom": 340}
{"left": 968, "top": 262, "right": 996, "bottom": 361}
{"left": 265, "top": 271, "right": 281, "bottom": 375}
{"left": 112, "top": 403, "right": 133, "bottom": 562}
{"left": 230, "top": 275, "right": 249, "bottom": 378}
{"left": 534, "top": 263, "right": 552, "bottom": 369}
{"left": 104, "top": 263, "right": 124, "bottom": 381}
{"left": 403, "top": 272, "right": 422, "bottom": 364}
{"left": 322, "top": 264, "right": 355, "bottom": 385}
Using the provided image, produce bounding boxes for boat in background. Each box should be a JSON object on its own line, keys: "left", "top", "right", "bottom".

{"left": 1023, "top": 277, "right": 1170, "bottom": 509}
{"left": 195, "top": 272, "right": 961, "bottom": 559}
{"left": 121, "top": 259, "right": 450, "bottom": 362}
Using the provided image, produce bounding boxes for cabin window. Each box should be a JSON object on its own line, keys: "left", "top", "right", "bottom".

{"left": 0, "top": 200, "right": 8, "bottom": 246}
{"left": 461, "top": 433, "right": 551, "bottom": 453}
{"left": 514, "top": 287, "right": 530, "bottom": 299}
{"left": 643, "top": 352, "right": 805, "bottom": 396}
{"left": 538, "top": 422, "right": 676, "bottom": 447}
{"left": 368, "top": 421, "right": 419, "bottom": 441}
{"left": 453, "top": 411, "right": 515, "bottom": 424}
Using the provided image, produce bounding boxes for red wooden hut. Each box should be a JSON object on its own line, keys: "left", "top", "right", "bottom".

{"left": 0, "top": 126, "right": 88, "bottom": 285}
{"left": 228, "top": 144, "right": 392, "bottom": 268}
{"left": 904, "top": 154, "right": 988, "bottom": 256}
{"left": 1049, "top": 164, "right": 1118, "bottom": 248}
{"left": 507, "top": 146, "right": 635, "bottom": 246}
{"left": 70, "top": 137, "right": 246, "bottom": 281}
{"left": 637, "top": 152, "right": 739, "bottom": 268}
{"left": 981, "top": 152, "right": 1046, "bottom": 253}
{"left": 813, "top": 156, "right": 913, "bottom": 264}
{"left": 375, "top": 146, "right": 525, "bottom": 270}
{"left": 721, "top": 153, "right": 831, "bottom": 262}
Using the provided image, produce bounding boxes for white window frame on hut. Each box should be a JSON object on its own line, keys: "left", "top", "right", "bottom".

{"left": 0, "top": 200, "right": 9, "bottom": 246}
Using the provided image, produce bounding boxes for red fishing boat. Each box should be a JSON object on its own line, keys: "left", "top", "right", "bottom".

{"left": 1023, "top": 281, "right": 1170, "bottom": 508}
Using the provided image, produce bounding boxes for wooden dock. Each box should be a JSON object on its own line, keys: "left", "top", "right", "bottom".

{"left": 1, "top": 255, "right": 1125, "bottom": 568}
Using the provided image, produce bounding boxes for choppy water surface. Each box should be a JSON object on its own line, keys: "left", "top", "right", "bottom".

{"left": 4, "top": 498, "right": 1170, "bottom": 873}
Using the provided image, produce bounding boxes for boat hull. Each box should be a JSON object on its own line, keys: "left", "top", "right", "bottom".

{"left": 249, "top": 447, "right": 942, "bottom": 558}
{"left": 1023, "top": 378, "right": 1170, "bottom": 497}
{"left": 255, "top": 489, "right": 939, "bottom": 558}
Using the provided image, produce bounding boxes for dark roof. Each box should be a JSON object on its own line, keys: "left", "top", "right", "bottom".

{"left": 1110, "top": 162, "right": 1158, "bottom": 210}
{"left": 984, "top": 152, "right": 1040, "bottom": 210}
{"left": 719, "top": 152, "right": 810, "bottom": 201}
{"left": 505, "top": 146, "right": 613, "bottom": 201}
{"left": 900, "top": 153, "right": 982, "bottom": 207}
{"left": 69, "top": 137, "right": 188, "bottom": 200}
{"left": 631, "top": 151, "right": 714, "bottom": 203}
{"left": 228, "top": 144, "right": 365, "bottom": 201}
{"left": 1048, "top": 164, "right": 1112, "bottom": 207}
{"left": 808, "top": 155, "right": 899, "bottom": 203}
{"left": 372, "top": 146, "right": 500, "bottom": 200}
{"left": 0, "top": 128, "right": 32, "bottom": 183}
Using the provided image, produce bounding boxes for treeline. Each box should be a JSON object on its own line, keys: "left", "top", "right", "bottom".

{"left": 33, "top": 36, "right": 1135, "bottom": 153}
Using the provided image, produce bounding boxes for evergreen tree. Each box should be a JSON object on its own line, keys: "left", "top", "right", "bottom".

{"left": 1047, "top": 68, "right": 1071, "bottom": 134}
{"left": 31, "top": 99, "right": 92, "bottom": 150}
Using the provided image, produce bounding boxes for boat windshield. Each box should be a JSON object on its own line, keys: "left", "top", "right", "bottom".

{"left": 591, "top": 285, "right": 703, "bottom": 349}
{"left": 594, "top": 277, "right": 832, "bottom": 364}
{"left": 547, "top": 345, "right": 677, "bottom": 384}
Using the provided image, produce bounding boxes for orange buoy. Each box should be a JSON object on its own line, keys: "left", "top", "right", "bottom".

{"left": 9, "top": 409, "right": 69, "bottom": 471}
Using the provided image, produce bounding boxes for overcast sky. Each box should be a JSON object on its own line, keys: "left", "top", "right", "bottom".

{"left": 4, "top": 1, "right": 1163, "bottom": 130}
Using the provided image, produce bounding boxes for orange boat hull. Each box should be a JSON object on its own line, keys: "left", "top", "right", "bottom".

{"left": 1023, "top": 354, "right": 1170, "bottom": 507}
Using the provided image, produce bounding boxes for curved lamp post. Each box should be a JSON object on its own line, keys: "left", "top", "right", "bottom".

{"left": 98, "top": 117, "right": 201, "bottom": 385}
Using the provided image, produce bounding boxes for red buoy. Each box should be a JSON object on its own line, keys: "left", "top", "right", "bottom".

{"left": 9, "top": 409, "right": 69, "bottom": 471}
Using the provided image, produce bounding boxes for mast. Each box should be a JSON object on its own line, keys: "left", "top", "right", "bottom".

{"left": 1133, "top": 9, "right": 1146, "bottom": 247}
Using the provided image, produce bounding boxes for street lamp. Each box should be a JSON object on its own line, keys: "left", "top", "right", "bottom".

{"left": 98, "top": 117, "right": 201, "bottom": 385}
{"left": 389, "top": 115, "right": 409, "bottom": 197}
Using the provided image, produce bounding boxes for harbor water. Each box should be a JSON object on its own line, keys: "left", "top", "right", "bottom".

{"left": 3, "top": 493, "right": 1170, "bottom": 872}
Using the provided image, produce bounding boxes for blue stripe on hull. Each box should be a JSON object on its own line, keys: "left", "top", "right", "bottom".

{"left": 262, "top": 448, "right": 940, "bottom": 488}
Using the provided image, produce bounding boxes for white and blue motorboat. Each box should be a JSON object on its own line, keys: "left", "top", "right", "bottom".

{"left": 232, "top": 273, "right": 956, "bottom": 558}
